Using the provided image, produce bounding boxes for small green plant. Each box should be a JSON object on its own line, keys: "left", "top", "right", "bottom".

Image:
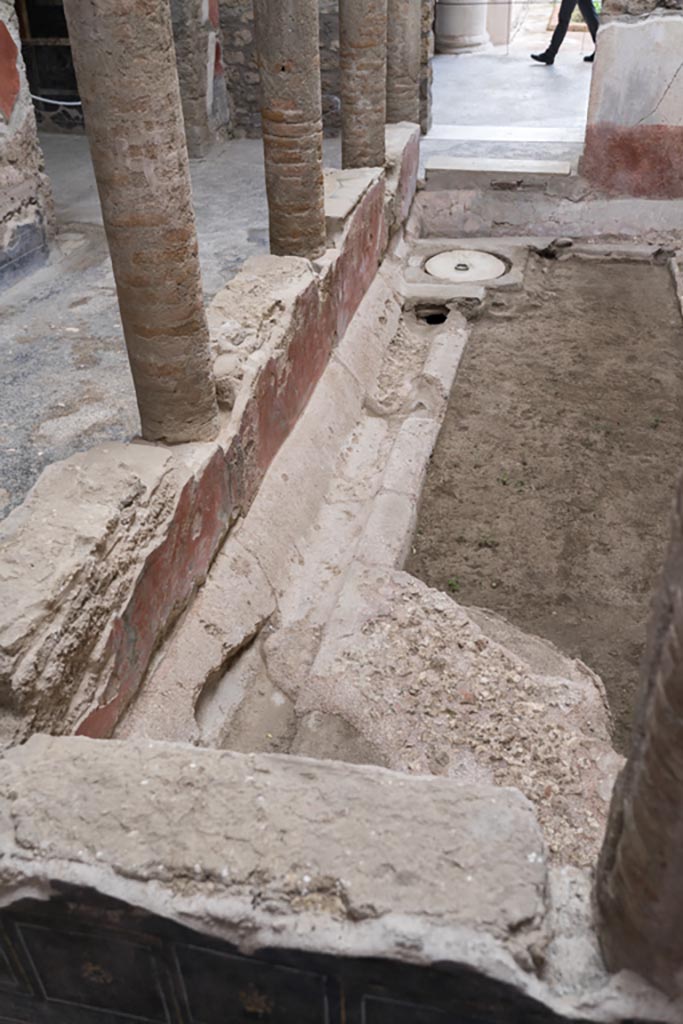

{"left": 498, "top": 472, "right": 509, "bottom": 487}
{"left": 447, "top": 577, "right": 461, "bottom": 594}
{"left": 651, "top": 417, "right": 662, "bottom": 430}
{"left": 477, "top": 537, "right": 499, "bottom": 550}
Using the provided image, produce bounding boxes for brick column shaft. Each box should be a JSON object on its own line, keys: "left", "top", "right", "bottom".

{"left": 596, "top": 477, "right": 683, "bottom": 997}
{"left": 386, "top": 0, "right": 421, "bottom": 124}
{"left": 253, "top": 0, "right": 327, "bottom": 259}
{"left": 62, "top": 0, "right": 218, "bottom": 444}
{"left": 339, "top": 0, "right": 388, "bottom": 168}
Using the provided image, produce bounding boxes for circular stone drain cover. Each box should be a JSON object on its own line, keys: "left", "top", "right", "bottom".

{"left": 424, "top": 249, "right": 507, "bottom": 284}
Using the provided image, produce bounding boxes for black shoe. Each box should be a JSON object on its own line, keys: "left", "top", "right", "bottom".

{"left": 584, "top": 51, "right": 595, "bottom": 62}
{"left": 531, "top": 51, "right": 555, "bottom": 65}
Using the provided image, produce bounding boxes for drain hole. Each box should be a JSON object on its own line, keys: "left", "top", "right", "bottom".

{"left": 415, "top": 305, "right": 449, "bottom": 326}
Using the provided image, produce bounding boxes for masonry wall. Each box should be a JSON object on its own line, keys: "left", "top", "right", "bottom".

{"left": 0, "top": 127, "right": 420, "bottom": 745}
{"left": 582, "top": 6, "right": 683, "bottom": 198}
{"left": 0, "top": 0, "right": 53, "bottom": 287}
{"left": 170, "top": 0, "right": 231, "bottom": 158}
{"left": 220, "top": 0, "right": 432, "bottom": 138}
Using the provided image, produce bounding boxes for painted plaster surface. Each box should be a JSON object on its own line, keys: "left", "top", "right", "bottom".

{"left": 0, "top": 21, "right": 19, "bottom": 122}
{"left": 583, "top": 14, "right": 683, "bottom": 196}
{"left": 171, "top": 0, "right": 230, "bottom": 157}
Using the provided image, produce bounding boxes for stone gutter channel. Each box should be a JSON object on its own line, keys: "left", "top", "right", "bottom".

{"left": 2, "top": 148, "right": 683, "bottom": 1020}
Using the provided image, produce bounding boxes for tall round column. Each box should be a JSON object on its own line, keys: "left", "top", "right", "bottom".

{"left": 386, "top": 0, "right": 421, "bottom": 124}
{"left": 253, "top": 0, "right": 327, "bottom": 259}
{"left": 596, "top": 478, "right": 683, "bottom": 997}
{"left": 62, "top": 0, "right": 218, "bottom": 444}
{"left": 339, "top": 0, "right": 388, "bottom": 168}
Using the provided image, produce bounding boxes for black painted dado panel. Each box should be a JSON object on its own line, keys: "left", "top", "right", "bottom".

{"left": 0, "top": 888, "right": 654, "bottom": 1024}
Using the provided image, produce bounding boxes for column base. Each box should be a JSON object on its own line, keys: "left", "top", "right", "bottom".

{"left": 435, "top": 0, "right": 491, "bottom": 54}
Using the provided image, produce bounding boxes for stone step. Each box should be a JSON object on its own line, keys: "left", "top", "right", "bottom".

{"left": 424, "top": 155, "right": 574, "bottom": 192}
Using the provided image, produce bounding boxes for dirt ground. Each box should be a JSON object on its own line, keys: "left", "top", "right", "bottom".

{"left": 407, "top": 256, "right": 683, "bottom": 752}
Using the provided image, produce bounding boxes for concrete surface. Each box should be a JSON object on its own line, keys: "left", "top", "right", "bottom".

{"left": 0, "top": 134, "right": 341, "bottom": 519}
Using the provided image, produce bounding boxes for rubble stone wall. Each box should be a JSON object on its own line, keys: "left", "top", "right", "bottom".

{"left": 0, "top": 127, "right": 420, "bottom": 744}
{"left": 0, "top": 0, "right": 54, "bottom": 287}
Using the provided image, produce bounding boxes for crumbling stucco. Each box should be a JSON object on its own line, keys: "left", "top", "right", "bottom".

{"left": 0, "top": 133, "right": 419, "bottom": 746}
{"left": 0, "top": 0, "right": 53, "bottom": 287}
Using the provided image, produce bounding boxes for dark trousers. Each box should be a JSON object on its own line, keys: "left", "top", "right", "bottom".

{"left": 548, "top": 0, "right": 599, "bottom": 56}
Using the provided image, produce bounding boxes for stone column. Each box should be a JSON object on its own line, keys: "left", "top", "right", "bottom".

{"left": 253, "top": 0, "right": 327, "bottom": 259}
{"left": 386, "top": 0, "right": 421, "bottom": 124}
{"left": 62, "top": 0, "right": 218, "bottom": 444}
{"left": 339, "top": 0, "right": 388, "bottom": 168}
{"left": 595, "top": 476, "right": 683, "bottom": 997}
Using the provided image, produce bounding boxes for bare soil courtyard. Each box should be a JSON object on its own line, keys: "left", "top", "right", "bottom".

{"left": 408, "top": 255, "right": 683, "bottom": 750}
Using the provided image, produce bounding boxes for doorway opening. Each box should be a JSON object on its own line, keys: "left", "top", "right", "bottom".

{"left": 424, "top": 0, "right": 596, "bottom": 171}
{"left": 13, "top": 0, "right": 83, "bottom": 132}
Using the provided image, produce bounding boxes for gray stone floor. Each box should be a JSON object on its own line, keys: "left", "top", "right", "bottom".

{"left": 0, "top": 2, "right": 594, "bottom": 517}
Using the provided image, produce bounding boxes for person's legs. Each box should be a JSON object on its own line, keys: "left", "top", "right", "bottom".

{"left": 547, "top": 0, "right": 579, "bottom": 56}
{"left": 577, "top": 0, "right": 599, "bottom": 41}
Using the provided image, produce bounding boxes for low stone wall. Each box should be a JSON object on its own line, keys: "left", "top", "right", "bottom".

{"left": 409, "top": 181, "right": 683, "bottom": 243}
{"left": 0, "top": 125, "right": 420, "bottom": 746}
{"left": 0, "top": 735, "right": 680, "bottom": 1022}
{"left": 0, "top": 0, "right": 54, "bottom": 288}
{"left": 582, "top": 11, "right": 683, "bottom": 197}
